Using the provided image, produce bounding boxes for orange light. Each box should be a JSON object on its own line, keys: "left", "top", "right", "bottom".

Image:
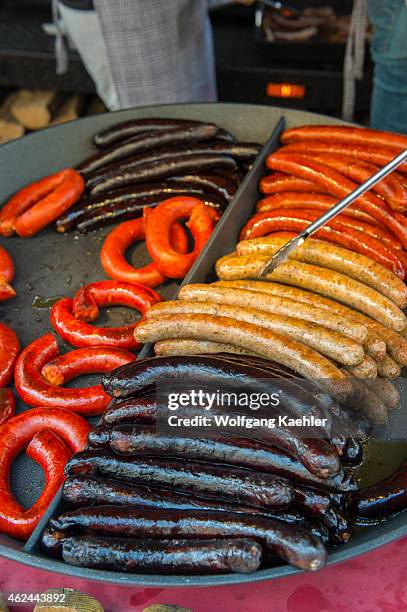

{"left": 266, "top": 83, "right": 306, "bottom": 99}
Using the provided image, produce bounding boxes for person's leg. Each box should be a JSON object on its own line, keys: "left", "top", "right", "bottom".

{"left": 58, "top": 3, "right": 120, "bottom": 110}
{"left": 368, "top": 0, "right": 407, "bottom": 134}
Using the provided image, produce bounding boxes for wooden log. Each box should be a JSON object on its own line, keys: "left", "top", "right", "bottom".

{"left": 0, "top": 93, "right": 25, "bottom": 144}
{"left": 10, "top": 90, "right": 63, "bottom": 130}
{"left": 86, "top": 96, "right": 106, "bottom": 116}
{"left": 50, "top": 94, "right": 84, "bottom": 126}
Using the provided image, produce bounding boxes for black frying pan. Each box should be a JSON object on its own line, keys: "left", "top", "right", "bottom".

{"left": 0, "top": 103, "right": 406, "bottom": 586}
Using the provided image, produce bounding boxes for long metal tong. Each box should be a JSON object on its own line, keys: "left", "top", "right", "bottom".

{"left": 259, "top": 148, "right": 407, "bottom": 277}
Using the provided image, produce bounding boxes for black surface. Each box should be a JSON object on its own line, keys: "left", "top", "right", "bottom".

{"left": 0, "top": 103, "right": 406, "bottom": 587}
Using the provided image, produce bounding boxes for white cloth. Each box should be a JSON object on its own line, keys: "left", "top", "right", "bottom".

{"left": 58, "top": 2, "right": 120, "bottom": 109}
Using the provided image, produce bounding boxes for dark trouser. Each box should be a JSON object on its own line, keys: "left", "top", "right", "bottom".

{"left": 368, "top": 0, "right": 407, "bottom": 134}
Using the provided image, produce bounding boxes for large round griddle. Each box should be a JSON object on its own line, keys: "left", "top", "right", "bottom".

{"left": 0, "top": 103, "right": 406, "bottom": 586}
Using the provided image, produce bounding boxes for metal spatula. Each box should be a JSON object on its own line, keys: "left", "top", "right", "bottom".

{"left": 259, "top": 148, "right": 407, "bottom": 277}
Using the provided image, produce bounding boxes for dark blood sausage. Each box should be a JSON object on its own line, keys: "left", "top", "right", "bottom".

{"left": 102, "top": 355, "right": 333, "bottom": 433}
{"left": 61, "top": 475, "right": 330, "bottom": 545}
{"left": 60, "top": 535, "right": 263, "bottom": 574}
{"left": 89, "top": 154, "right": 239, "bottom": 195}
{"left": 49, "top": 506, "right": 328, "bottom": 571}
{"left": 66, "top": 455, "right": 293, "bottom": 510}
{"left": 78, "top": 124, "right": 235, "bottom": 175}
{"left": 167, "top": 174, "right": 238, "bottom": 202}
{"left": 55, "top": 182, "right": 219, "bottom": 233}
{"left": 86, "top": 141, "right": 259, "bottom": 190}
{"left": 93, "top": 118, "right": 209, "bottom": 148}
{"left": 108, "top": 427, "right": 340, "bottom": 479}
{"left": 74, "top": 192, "right": 225, "bottom": 234}
{"left": 353, "top": 459, "right": 407, "bottom": 518}
{"left": 65, "top": 446, "right": 356, "bottom": 492}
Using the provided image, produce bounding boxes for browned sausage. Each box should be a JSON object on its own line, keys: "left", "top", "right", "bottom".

{"left": 147, "top": 300, "right": 364, "bottom": 366}
{"left": 135, "top": 314, "right": 352, "bottom": 399}
{"left": 215, "top": 254, "right": 407, "bottom": 332}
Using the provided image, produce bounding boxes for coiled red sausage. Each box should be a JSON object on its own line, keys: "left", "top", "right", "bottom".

{"left": 0, "top": 323, "right": 20, "bottom": 387}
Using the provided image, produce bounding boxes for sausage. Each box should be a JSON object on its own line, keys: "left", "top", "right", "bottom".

{"left": 41, "top": 346, "right": 135, "bottom": 386}
{"left": 215, "top": 254, "right": 407, "bottom": 331}
{"left": 259, "top": 173, "right": 326, "bottom": 195}
{"left": 0, "top": 407, "right": 90, "bottom": 539}
{"left": 89, "top": 154, "right": 238, "bottom": 196}
{"left": 93, "top": 118, "right": 211, "bottom": 148}
{"left": 0, "top": 245, "right": 16, "bottom": 301}
{"left": 72, "top": 280, "right": 160, "bottom": 321}
{"left": 55, "top": 182, "right": 215, "bottom": 233}
{"left": 51, "top": 280, "right": 160, "bottom": 349}
{"left": 239, "top": 210, "right": 405, "bottom": 278}
{"left": 145, "top": 197, "right": 219, "bottom": 278}
{"left": 376, "top": 354, "right": 401, "bottom": 380}
{"left": 60, "top": 535, "right": 263, "bottom": 574}
{"left": 246, "top": 206, "right": 403, "bottom": 253}
{"left": 281, "top": 125, "right": 407, "bottom": 151}
{"left": 180, "top": 284, "right": 367, "bottom": 344}
{"left": 0, "top": 323, "right": 20, "bottom": 387}
{"left": 108, "top": 426, "right": 340, "bottom": 479}
{"left": 306, "top": 153, "right": 407, "bottom": 212}
{"left": 281, "top": 140, "right": 407, "bottom": 175}
{"left": 102, "top": 353, "right": 347, "bottom": 414}
{"left": 364, "top": 378, "right": 400, "bottom": 410}
{"left": 67, "top": 436, "right": 355, "bottom": 491}
{"left": 78, "top": 124, "right": 235, "bottom": 174}
{"left": 50, "top": 506, "right": 327, "bottom": 571}
{"left": 167, "top": 173, "right": 238, "bottom": 202}
{"left": 266, "top": 152, "right": 407, "bottom": 247}
{"left": 236, "top": 236, "right": 407, "bottom": 308}
{"left": 14, "top": 170, "right": 85, "bottom": 238}
{"left": 346, "top": 374, "right": 389, "bottom": 426}
{"left": 346, "top": 355, "right": 377, "bottom": 379}
{"left": 0, "top": 169, "right": 78, "bottom": 236}
{"left": 14, "top": 333, "right": 129, "bottom": 416}
{"left": 214, "top": 281, "right": 388, "bottom": 362}
{"left": 78, "top": 192, "right": 224, "bottom": 234}
{"left": 67, "top": 453, "right": 294, "bottom": 510}
{"left": 62, "top": 474, "right": 276, "bottom": 515}
{"left": 256, "top": 192, "right": 384, "bottom": 227}
{"left": 135, "top": 315, "right": 352, "bottom": 399}
{"left": 147, "top": 300, "right": 364, "bottom": 366}
{"left": 86, "top": 141, "right": 255, "bottom": 191}
{"left": 353, "top": 459, "right": 407, "bottom": 518}
{"left": 100, "top": 216, "right": 188, "bottom": 287}
{"left": 0, "top": 388, "right": 15, "bottom": 425}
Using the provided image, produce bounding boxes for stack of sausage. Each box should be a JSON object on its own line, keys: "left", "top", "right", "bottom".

{"left": 41, "top": 354, "right": 358, "bottom": 575}
{"left": 55, "top": 118, "right": 261, "bottom": 233}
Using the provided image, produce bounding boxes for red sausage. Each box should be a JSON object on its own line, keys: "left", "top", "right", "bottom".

{"left": 0, "top": 245, "right": 16, "bottom": 301}
{"left": 266, "top": 152, "right": 407, "bottom": 248}
{"left": 0, "top": 389, "right": 15, "bottom": 425}
{"left": 279, "top": 142, "right": 407, "bottom": 175}
{"left": 256, "top": 192, "right": 385, "bottom": 228}
{"left": 0, "top": 323, "right": 20, "bottom": 387}
{"left": 307, "top": 154, "right": 407, "bottom": 212}
{"left": 240, "top": 210, "right": 406, "bottom": 278}
{"left": 13, "top": 170, "right": 85, "bottom": 238}
{"left": 259, "top": 173, "right": 326, "bottom": 195}
{"left": 72, "top": 279, "right": 160, "bottom": 321}
{"left": 100, "top": 216, "right": 188, "bottom": 288}
{"left": 52, "top": 296, "right": 147, "bottom": 350}
{"left": 281, "top": 125, "right": 407, "bottom": 150}
{"left": 14, "top": 333, "right": 131, "bottom": 415}
{"left": 41, "top": 346, "right": 135, "bottom": 386}
{"left": 145, "top": 196, "right": 219, "bottom": 279}
{"left": 0, "top": 408, "right": 89, "bottom": 540}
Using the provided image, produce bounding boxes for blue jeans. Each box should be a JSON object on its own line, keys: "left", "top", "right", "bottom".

{"left": 368, "top": 0, "right": 407, "bottom": 134}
